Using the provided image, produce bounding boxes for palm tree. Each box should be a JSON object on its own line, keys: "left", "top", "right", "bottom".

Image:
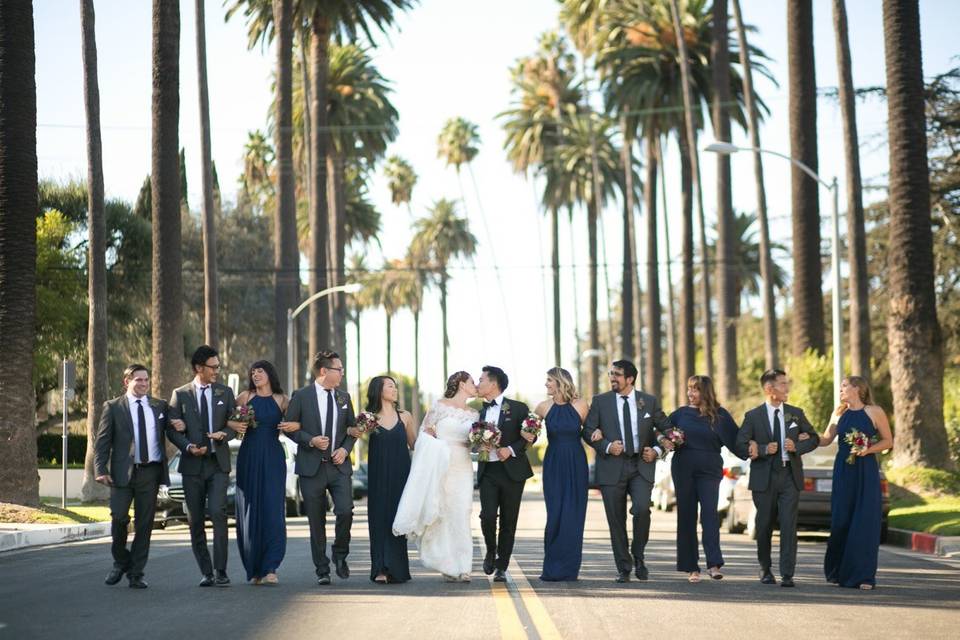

{"left": 383, "top": 155, "right": 417, "bottom": 214}
{"left": 80, "top": 0, "right": 109, "bottom": 502}
{"left": 395, "top": 248, "right": 426, "bottom": 421}
{"left": 882, "top": 0, "right": 952, "bottom": 470}
{"left": 346, "top": 253, "right": 370, "bottom": 396}
{"left": 151, "top": 0, "right": 183, "bottom": 401}
{"left": 787, "top": 0, "right": 824, "bottom": 356}
{"left": 240, "top": 130, "right": 275, "bottom": 213}
{"left": 731, "top": 0, "right": 778, "bottom": 369}
{"left": 195, "top": 0, "right": 218, "bottom": 348}
{"left": 411, "top": 199, "right": 478, "bottom": 380}
{"left": 832, "top": 0, "right": 870, "bottom": 379}
{"left": 0, "top": 0, "right": 39, "bottom": 506}
{"left": 367, "top": 260, "right": 405, "bottom": 374}
{"left": 437, "top": 117, "right": 480, "bottom": 175}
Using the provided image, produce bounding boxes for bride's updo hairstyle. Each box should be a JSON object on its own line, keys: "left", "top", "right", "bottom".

{"left": 443, "top": 371, "right": 471, "bottom": 398}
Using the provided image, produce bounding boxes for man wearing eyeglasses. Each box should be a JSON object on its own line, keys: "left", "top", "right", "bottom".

{"left": 167, "top": 344, "right": 237, "bottom": 587}
{"left": 582, "top": 359, "right": 673, "bottom": 583}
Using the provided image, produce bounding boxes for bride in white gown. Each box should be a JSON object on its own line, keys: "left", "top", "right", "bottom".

{"left": 393, "top": 371, "right": 478, "bottom": 581}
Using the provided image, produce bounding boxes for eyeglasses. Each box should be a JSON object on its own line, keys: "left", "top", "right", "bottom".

{"left": 203, "top": 363, "right": 221, "bottom": 370}
{"left": 608, "top": 371, "right": 624, "bottom": 378}
{"left": 326, "top": 366, "right": 344, "bottom": 373}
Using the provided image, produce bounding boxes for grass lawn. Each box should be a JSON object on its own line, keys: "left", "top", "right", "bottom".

{"left": 889, "top": 496, "right": 960, "bottom": 536}
{"left": 0, "top": 501, "right": 112, "bottom": 525}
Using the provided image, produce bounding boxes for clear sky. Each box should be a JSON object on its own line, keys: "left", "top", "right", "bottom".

{"left": 34, "top": 0, "right": 960, "bottom": 405}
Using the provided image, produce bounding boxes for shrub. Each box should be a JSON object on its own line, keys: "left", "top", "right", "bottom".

{"left": 784, "top": 349, "right": 835, "bottom": 430}
{"left": 37, "top": 433, "right": 87, "bottom": 465}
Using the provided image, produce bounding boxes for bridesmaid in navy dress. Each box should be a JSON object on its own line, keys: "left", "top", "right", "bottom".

{"left": 668, "top": 375, "right": 742, "bottom": 583}
{"left": 231, "top": 361, "right": 297, "bottom": 585}
{"left": 349, "top": 375, "right": 417, "bottom": 584}
{"left": 527, "top": 367, "right": 590, "bottom": 581}
{"left": 818, "top": 376, "right": 893, "bottom": 590}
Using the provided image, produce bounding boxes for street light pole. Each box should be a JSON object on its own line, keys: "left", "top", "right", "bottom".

{"left": 286, "top": 282, "right": 362, "bottom": 392}
{"left": 705, "top": 141, "right": 843, "bottom": 407}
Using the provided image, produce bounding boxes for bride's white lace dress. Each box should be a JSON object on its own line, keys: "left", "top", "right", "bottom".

{"left": 392, "top": 402, "right": 477, "bottom": 578}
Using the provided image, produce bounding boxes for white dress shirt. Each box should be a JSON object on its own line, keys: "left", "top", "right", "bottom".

{"left": 126, "top": 392, "right": 161, "bottom": 463}
{"left": 609, "top": 392, "right": 640, "bottom": 455}
{"left": 482, "top": 393, "right": 514, "bottom": 461}
{"left": 764, "top": 401, "right": 790, "bottom": 463}
{"left": 315, "top": 382, "right": 339, "bottom": 447}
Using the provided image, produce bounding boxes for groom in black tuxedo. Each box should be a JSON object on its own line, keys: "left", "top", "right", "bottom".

{"left": 736, "top": 368, "right": 819, "bottom": 587}
{"left": 477, "top": 366, "right": 534, "bottom": 582}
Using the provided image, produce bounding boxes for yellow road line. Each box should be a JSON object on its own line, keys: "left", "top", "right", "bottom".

{"left": 490, "top": 579, "right": 527, "bottom": 639}
{"left": 507, "top": 562, "right": 562, "bottom": 640}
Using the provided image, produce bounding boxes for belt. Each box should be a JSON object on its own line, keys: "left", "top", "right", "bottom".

{"left": 134, "top": 461, "right": 161, "bottom": 468}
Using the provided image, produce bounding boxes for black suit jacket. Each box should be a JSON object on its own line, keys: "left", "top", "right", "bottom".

{"left": 285, "top": 383, "right": 357, "bottom": 477}
{"left": 735, "top": 403, "right": 820, "bottom": 492}
{"left": 166, "top": 382, "right": 236, "bottom": 475}
{"left": 582, "top": 389, "right": 670, "bottom": 485}
{"left": 94, "top": 394, "right": 171, "bottom": 487}
{"left": 476, "top": 397, "right": 534, "bottom": 483}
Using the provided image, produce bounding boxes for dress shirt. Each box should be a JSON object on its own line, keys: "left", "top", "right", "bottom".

{"left": 315, "top": 382, "right": 339, "bottom": 448}
{"left": 126, "top": 392, "right": 161, "bottom": 463}
{"left": 482, "top": 393, "right": 514, "bottom": 461}
{"left": 765, "top": 401, "right": 790, "bottom": 463}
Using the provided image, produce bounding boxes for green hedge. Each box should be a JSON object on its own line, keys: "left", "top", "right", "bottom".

{"left": 37, "top": 433, "right": 87, "bottom": 465}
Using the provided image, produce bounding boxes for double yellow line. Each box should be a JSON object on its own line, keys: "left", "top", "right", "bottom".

{"left": 488, "top": 561, "right": 562, "bottom": 640}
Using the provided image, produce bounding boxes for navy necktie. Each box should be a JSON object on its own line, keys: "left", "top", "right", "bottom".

{"left": 622, "top": 396, "right": 635, "bottom": 456}
{"left": 136, "top": 399, "right": 149, "bottom": 464}
{"left": 200, "top": 386, "right": 213, "bottom": 453}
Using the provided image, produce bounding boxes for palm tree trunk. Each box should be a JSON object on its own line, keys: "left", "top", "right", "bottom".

{"left": 731, "top": 0, "right": 778, "bottom": 370}
{"left": 678, "top": 127, "right": 696, "bottom": 385}
{"left": 787, "top": 0, "right": 825, "bottom": 355}
{"left": 308, "top": 10, "right": 331, "bottom": 357}
{"left": 150, "top": 0, "right": 183, "bottom": 401}
{"left": 413, "top": 308, "right": 421, "bottom": 422}
{"left": 354, "top": 311, "right": 362, "bottom": 399}
{"left": 441, "top": 273, "right": 449, "bottom": 380}
{"left": 644, "top": 132, "right": 662, "bottom": 398}
{"left": 620, "top": 116, "right": 635, "bottom": 361}
{"left": 0, "top": 0, "right": 39, "bottom": 506}
{"left": 588, "top": 200, "right": 600, "bottom": 396}
{"left": 274, "top": 0, "right": 298, "bottom": 391}
{"left": 882, "top": 0, "right": 952, "bottom": 470}
{"left": 833, "top": 0, "right": 871, "bottom": 379}
{"left": 658, "top": 137, "right": 681, "bottom": 408}
{"left": 80, "top": 0, "right": 109, "bottom": 502}
{"left": 195, "top": 0, "right": 218, "bottom": 348}
{"left": 299, "top": 25, "right": 313, "bottom": 219}
{"left": 385, "top": 311, "right": 392, "bottom": 375}
{"left": 551, "top": 205, "right": 562, "bottom": 366}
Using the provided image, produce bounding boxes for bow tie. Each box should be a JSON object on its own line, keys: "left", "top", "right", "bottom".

{"left": 483, "top": 400, "right": 497, "bottom": 409}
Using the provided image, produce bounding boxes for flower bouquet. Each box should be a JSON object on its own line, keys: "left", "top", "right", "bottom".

{"left": 469, "top": 421, "right": 501, "bottom": 461}
{"left": 661, "top": 427, "right": 686, "bottom": 448}
{"left": 353, "top": 411, "right": 380, "bottom": 437}
{"left": 521, "top": 412, "right": 543, "bottom": 439}
{"left": 228, "top": 404, "right": 256, "bottom": 440}
{"left": 843, "top": 429, "right": 877, "bottom": 464}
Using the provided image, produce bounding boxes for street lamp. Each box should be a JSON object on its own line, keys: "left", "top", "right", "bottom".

{"left": 287, "top": 282, "right": 363, "bottom": 392}
{"left": 704, "top": 141, "right": 843, "bottom": 407}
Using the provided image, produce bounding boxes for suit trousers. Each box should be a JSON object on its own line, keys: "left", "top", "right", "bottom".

{"left": 752, "top": 461, "right": 800, "bottom": 577}
{"left": 479, "top": 463, "right": 526, "bottom": 571}
{"left": 182, "top": 456, "right": 230, "bottom": 575}
{"left": 300, "top": 464, "right": 354, "bottom": 576}
{"left": 109, "top": 463, "right": 161, "bottom": 578}
{"left": 599, "top": 455, "right": 653, "bottom": 573}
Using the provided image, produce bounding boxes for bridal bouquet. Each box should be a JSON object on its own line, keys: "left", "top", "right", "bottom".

{"left": 521, "top": 412, "right": 543, "bottom": 439}
{"left": 228, "top": 404, "right": 256, "bottom": 440}
{"left": 353, "top": 411, "right": 379, "bottom": 437}
{"left": 661, "top": 427, "right": 686, "bottom": 448}
{"left": 469, "top": 421, "right": 501, "bottom": 461}
{"left": 843, "top": 429, "right": 877, "bottom": 464}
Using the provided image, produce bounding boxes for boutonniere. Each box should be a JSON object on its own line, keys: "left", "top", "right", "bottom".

{"left": 501, "top": 401, "right": 512, "bottom": 417}
{"left": 337, "top": 392, "right": 349, "bottom": 411}
{"left": 213, "top": 387, "right": 225, "bottom": 398}
{"left": 783, "top": 412, "right": 798, "bottom": 428}
{"left": 148, "top": 399, "right": 161, "bottom": 410}
{"left": 637, "top": 397, "right": 646, "bottom": 414}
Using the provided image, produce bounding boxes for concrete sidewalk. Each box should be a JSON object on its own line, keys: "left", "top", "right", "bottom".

{"left": 887, "top": 527, "right": 960, "bottom": 557}
{"left": 0, "top": 521, "right": 111, "bottom": 553}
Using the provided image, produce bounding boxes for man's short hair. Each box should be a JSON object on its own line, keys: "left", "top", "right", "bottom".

{"left": 123, "top": 363, "right": 149, "bottom": 381}
{"left": 481, "top": 366, "right": 509, "bottom": 393}
{"left": 611, "top": 359, "right": 638, "bottom": 385}
{"left": 760, "top": 368, "right": 787, "bottom": 387}
{"left": 312, "top": 350, "right": 341, "bottom": 374}
{"left": 190, "top": 345, "right": 219, "bottom": 371}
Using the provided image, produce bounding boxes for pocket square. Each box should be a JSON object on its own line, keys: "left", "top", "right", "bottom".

{"left": 788, "top": 421, "right": 798, "bottom": 430}
{"left": 217, "top": 400, "right": 224, "bottom": 406}
{"left": 643, "top": 412, "right": 651, "bottom": 419}
{"left": 158, "top": 413, "right": 165, "bottom": 419}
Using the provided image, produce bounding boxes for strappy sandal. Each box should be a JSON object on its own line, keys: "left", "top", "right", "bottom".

{"left": 262, "top": 573, "right": 278, "bottom": 585}
{"left": 707, "top": 567, "right": 723, "bottom": 580}
{"left": 374, "top": 574, "right": 388, "bottom": 584}
{"left": 859, "top": 583, "right": 875, "bottom": 590}
{"left": 688, "top": 572, "right": 701, "bottom": 583}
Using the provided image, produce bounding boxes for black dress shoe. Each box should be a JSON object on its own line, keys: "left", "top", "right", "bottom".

{"left": 781, "top": 576, "right": 795, "bottom": 588}
{"left": 334, "top": 558, "right": 350, "bottom": 579}
{"left": 483, "top": 550, "right": 496, "bottom": 576}
{"left": 615, "top": 571, "right": 631, "bottom": 583}
{"left": 104, "top": 567, "right": 126, "bottom": 586}
{"left": 317, "top": 575, "right": 331, "bottom": 586}
{"left": 493, "top": 569, "right": 507, "bottom": 582}
{"left": 634, "top": 562, "right": 649, "bottom": 581}
{"left": 215, "top": 571, "right": 231, "bottom": 587}
{"left": 199, "top": 574, "right": 215, "bottom": 587}
{"left": 760, "top": 571, "right": 776, "bottom": 585}
{"left": 128, "top": 576, "right": 148, "bottom": 589}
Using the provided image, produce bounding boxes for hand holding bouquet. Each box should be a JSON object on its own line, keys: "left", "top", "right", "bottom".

{"left": 352, "top": 411, "right": 380, "bottom": 437}
{"left": 843, "top": 429, "right": 877, "bottom": 464}
{"left": 228, "top": 404, "right": 256, "bottom": 440}
{"left": 660, "top": 427, "right": 685, "bottom": 449}
{"left": 521, "top": 412, "right": 543, "bottom": 442}
{"left": 469, "top": 421, "right": 501, "bottom": 461}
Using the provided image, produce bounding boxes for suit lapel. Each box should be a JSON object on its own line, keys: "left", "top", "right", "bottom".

{"left": 634, "top": 390, "right": 650, "bottom": 446}
{"left": 497, "top": 398, "right": 508, "bottom": 431}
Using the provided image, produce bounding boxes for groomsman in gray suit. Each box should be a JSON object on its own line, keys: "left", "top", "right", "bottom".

{"left": 95, "top": 364, "right": 170, "bottom": 589}
{"left": 167, "top": 345, "right": 236, "bottom": 587}
{"left": 582, "top": 359, "right": 673, "bottom": 583}
{"left": 285, "top": 350, "right": 357, "bottom": 585}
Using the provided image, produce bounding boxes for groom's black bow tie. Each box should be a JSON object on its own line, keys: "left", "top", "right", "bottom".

{"left": 483, "top": 400, "right": 497, "bottom": 410}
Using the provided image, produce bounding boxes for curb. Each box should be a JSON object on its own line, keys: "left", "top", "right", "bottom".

{"left": 0, "top": 521, "right": 111, "bottom": 553}
{"left": 886, "top": 527, "right": 960, "bottom": 557}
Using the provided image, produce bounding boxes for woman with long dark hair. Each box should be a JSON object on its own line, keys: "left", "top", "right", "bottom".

{"left": 230, "top": 360, "right": 299, "bottom": 585}
{"left": 668, "top": 375, "right": 742, "bottom": 583}
{"left": 353, "top": 375, "right": 417, "bottom": 583}
{"left": 818, "top": 376, "right": 893, "bottom": 589}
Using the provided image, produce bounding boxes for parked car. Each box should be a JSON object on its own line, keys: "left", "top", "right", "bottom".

{"left": 651, "top": 453, "right": 676, "bottom": 511}
{"left": 723, "top": 445, "right": 890, "bottom": 542}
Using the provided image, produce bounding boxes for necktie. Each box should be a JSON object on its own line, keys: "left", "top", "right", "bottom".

{"left": 136, "top": 399, "right": 149, "bottom": 464}
{"left": 200, "top": 386, "right": 213, "bottom": 453}
{"left": 773, "top": 408, "right": 783, "bottom": 465}
{"left": 622, "top": 396, "right": 635, "bottom": 456}
{"left": 324, "top": 390, "right": 334, "bottom": 459}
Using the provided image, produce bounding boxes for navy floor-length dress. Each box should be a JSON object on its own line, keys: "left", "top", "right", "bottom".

{"left": 824, "top": 408, "right": 882, "bottom": 588}
{"left": 540, "top": 402, "right": 588, "bottom": 581}
{"left": 235, "top": 395, "right": 287, "bottom": 581}
{"left": 367, "top": 417, "right": 412, "bottom": 583}
{"left": 669, "top": 406, "right": 740, "bottom": 573}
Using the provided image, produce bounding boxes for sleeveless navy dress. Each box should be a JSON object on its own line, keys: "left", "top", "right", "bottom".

{"left": 540, "top": 403, "right": 588, "bottom": 581}
{"left": 824, "top": 408, "right": 882, "bottom": 588}
{"left": 235, "top": 395, "right": 287, "bottom": 580}
{"left": 367, "top": 416, "right": 412, "bottom": 582}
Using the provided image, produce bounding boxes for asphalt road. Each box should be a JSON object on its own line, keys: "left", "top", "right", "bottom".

{"left": 1, "top": 487, "right": 958, "bottom": 639}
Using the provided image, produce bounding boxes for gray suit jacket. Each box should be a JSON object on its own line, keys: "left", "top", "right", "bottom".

{"left": 166, "top": 382, "right": 236, "bottom": 475}
{"left": 94, "top": 394, "right": 171, "bottom": 487}
{"left": 735, "top": 403, "right": 820, "bottom": 492}
{"left": 582, "top": 389, "right": 671, "bottom": 485}
{"left": 285, "top": 384, "right": 357, "bottom": 477}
